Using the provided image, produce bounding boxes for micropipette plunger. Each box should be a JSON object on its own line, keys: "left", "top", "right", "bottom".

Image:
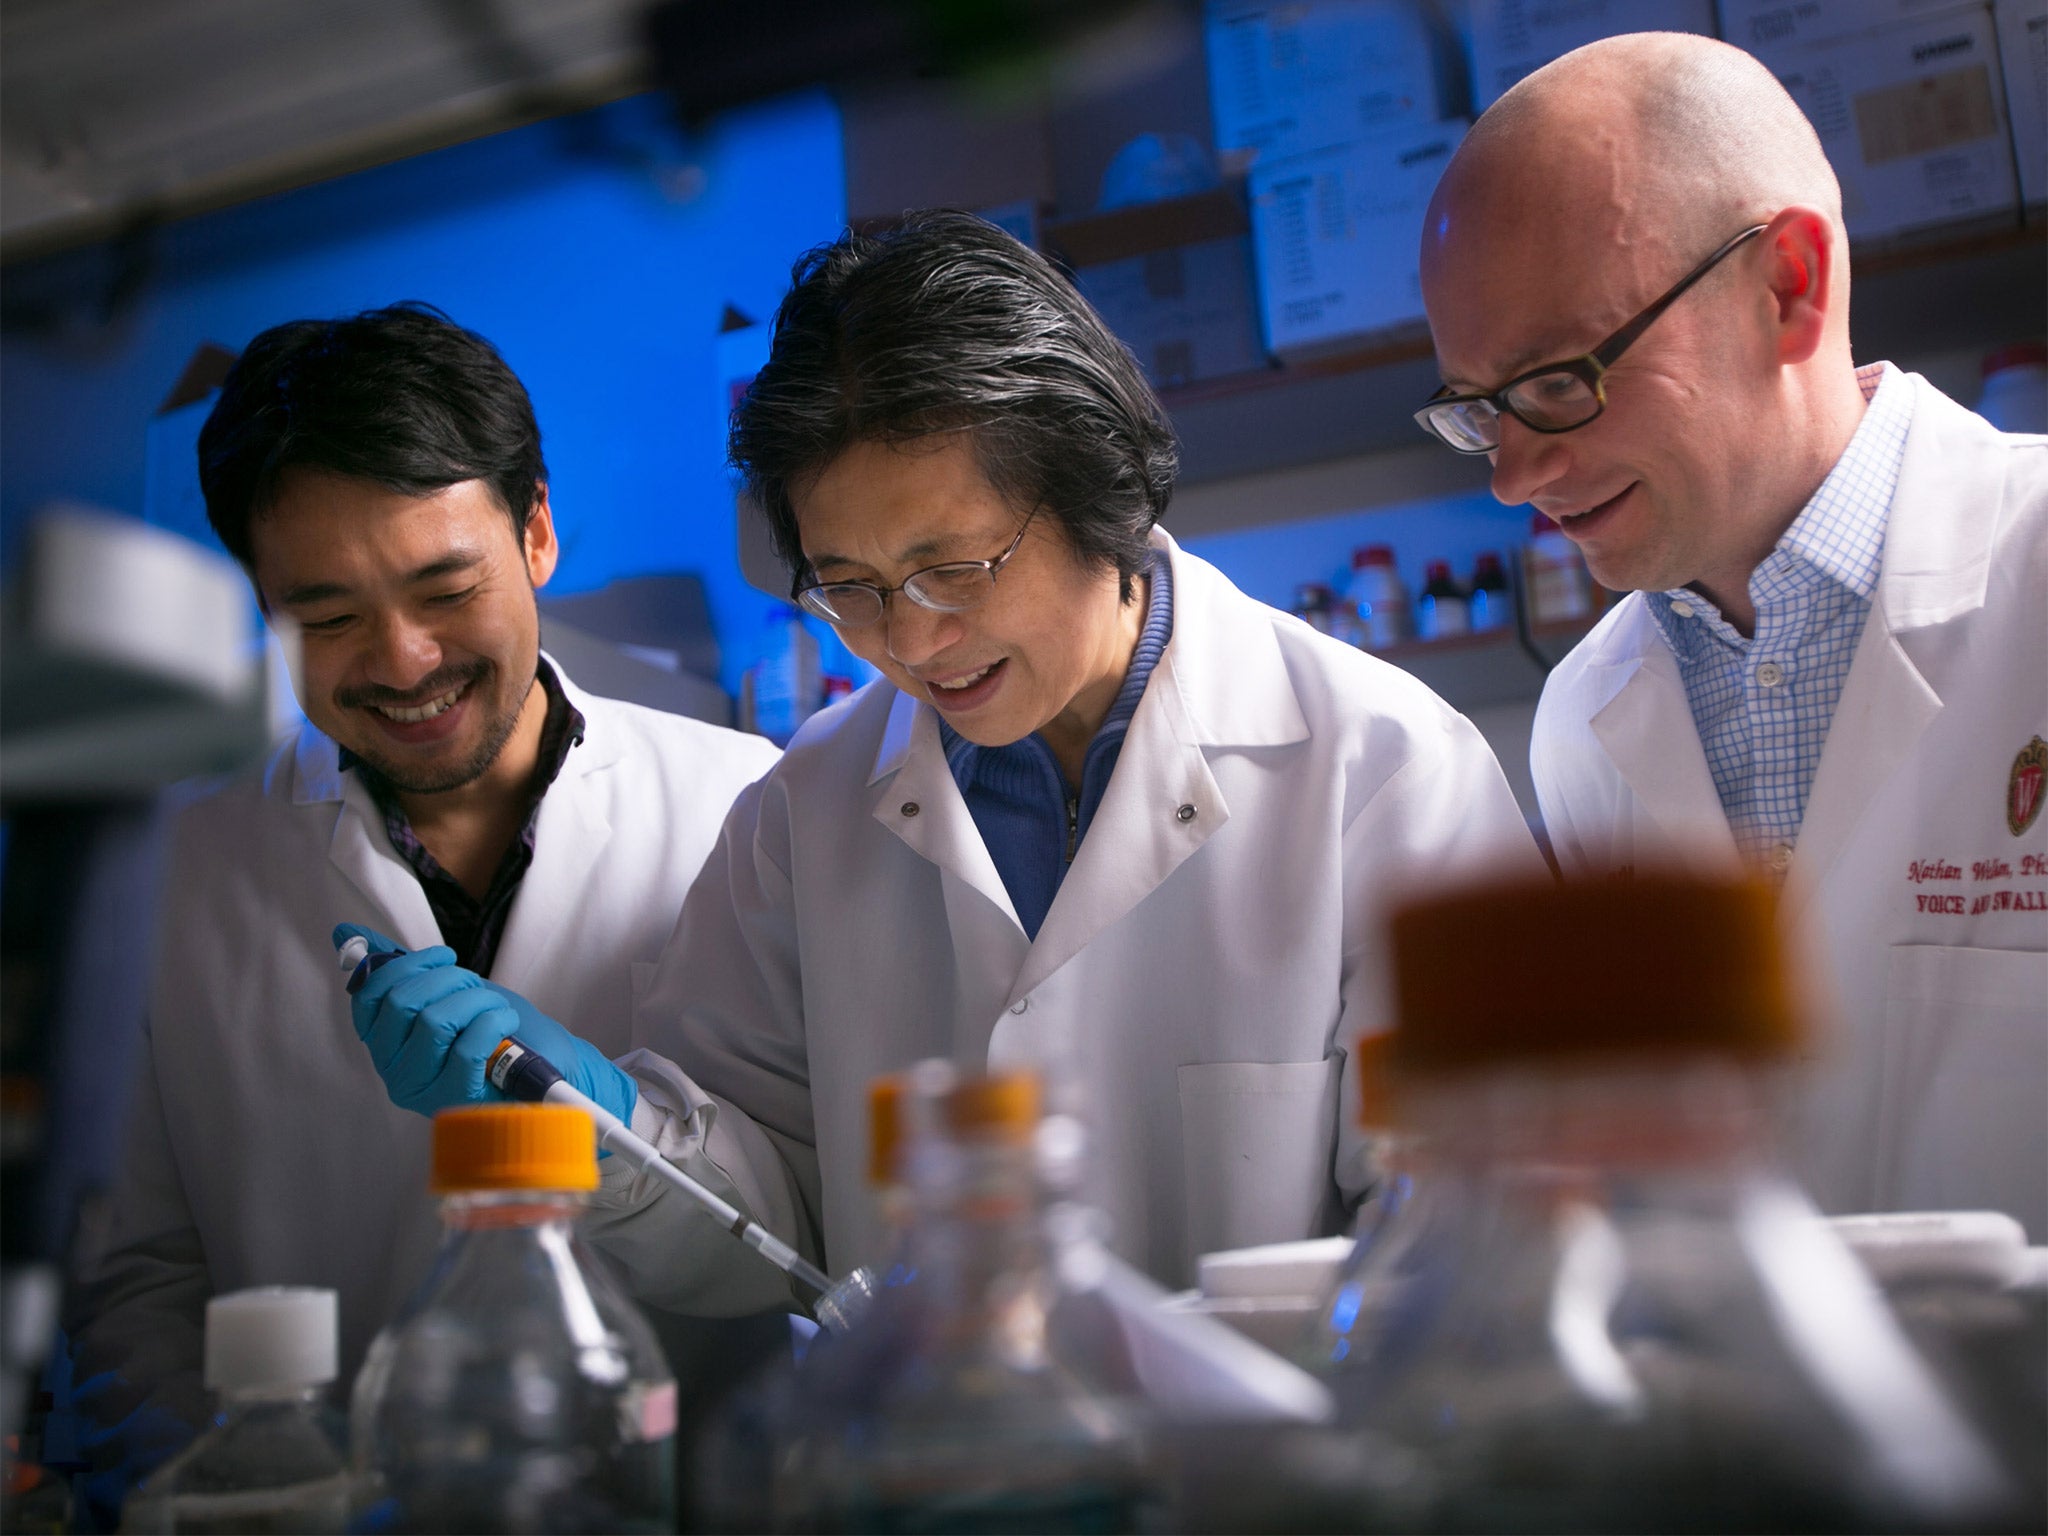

{"left": 335, "top": 936, "right": 840, "bottom": 1304}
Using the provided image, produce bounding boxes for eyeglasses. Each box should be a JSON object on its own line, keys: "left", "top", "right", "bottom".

{"left": 1414, "top": 224, "right": 1768, "bottom": 455}
{"left": 792, "top": 508, "right": 1038, "bottom": 628}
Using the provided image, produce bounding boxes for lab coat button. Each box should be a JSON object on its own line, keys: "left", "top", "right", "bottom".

{"left": 901, "top": 801, "right": 920, "bottom": 817}
{"left": 1176, "top": 803, "right": 1197, "bottom": 823}
{"left": 1755, "top": 661, "right": 1784, "bottom": 688}
{"left": 1009, "top": 998, "right": 1030, "bottom": 1015}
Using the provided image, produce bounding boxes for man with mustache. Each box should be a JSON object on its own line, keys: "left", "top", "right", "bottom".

{"left": 65, "top": 303, "right": 780, "bottom": 1480}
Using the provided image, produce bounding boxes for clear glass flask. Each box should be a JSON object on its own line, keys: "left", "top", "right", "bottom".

{"left": 350, "top": 1104, "right": 677, "bottom": 1533}
{"left": 1324, "top": 873, "right": 2022, "bottom": 1534}
{"left": 770, "top": 1062, "right": 1153, "bottom": 1533}
{"left": 121, "top": 1287, "right": 350, "bottom": 1534}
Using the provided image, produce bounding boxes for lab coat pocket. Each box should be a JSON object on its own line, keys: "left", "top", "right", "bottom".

{"left": 1881, "top": 945, "right": 2048, "bottom": 1237}
{"left": 1177, "top": 1058, "right": 1342, "bottom": 1267}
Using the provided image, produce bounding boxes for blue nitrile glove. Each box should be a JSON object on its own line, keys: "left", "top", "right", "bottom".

{"left": 333, "top": 923, "right": 514, "bottom": 1115}
{"left": 480, "top": 977, "right": 638, "bottom": 1129}
{"left": 332, "top": 923, "right": 638, "bottom": 1132}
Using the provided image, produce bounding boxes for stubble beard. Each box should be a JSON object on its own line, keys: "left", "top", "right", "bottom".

{"left": 341, "top": 659, "right": 536, "bottom": 796}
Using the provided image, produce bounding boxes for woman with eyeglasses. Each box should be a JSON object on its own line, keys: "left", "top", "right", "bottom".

{"left": 341, "top": 211, "right": 1539, "bottom": 1308}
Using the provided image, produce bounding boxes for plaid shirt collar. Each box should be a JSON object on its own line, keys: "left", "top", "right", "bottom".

{"left": 1650, "top": 361, "right": 1901, "bottom": 651}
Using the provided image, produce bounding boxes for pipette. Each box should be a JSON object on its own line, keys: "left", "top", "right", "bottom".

{"left": 336, "top": 935, "right": 843, "bottom": 1307}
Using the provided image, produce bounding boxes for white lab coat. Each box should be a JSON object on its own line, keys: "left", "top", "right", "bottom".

{"left": 1531, "top": 372, "right": 2048, "bottom": 1236}
{"left": 587, "top": 531, "right": 1541, "bottom": 1310}
{"left": 66, "top": 663, "right": 779, "bottom": 1425}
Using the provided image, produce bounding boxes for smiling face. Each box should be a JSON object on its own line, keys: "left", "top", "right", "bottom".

{"left": 250, "top": 468, "right": 557, "bottom": 794}
{"left": 792, "top": 435, "right": 1144, "bottom": 771}
{"left": 1423, "top": 205, "right": 1777, "bottom": 600}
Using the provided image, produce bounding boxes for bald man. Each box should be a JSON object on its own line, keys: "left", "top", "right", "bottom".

{"left": 1414, "top": 33, "right": 2047, "bottom": 1235}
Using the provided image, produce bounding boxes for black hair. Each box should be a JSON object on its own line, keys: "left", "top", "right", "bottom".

{"left": 729, "top": 210, "right": 1178, "bottom": 599}
{"left": 198, "top": 301, "right": 546, "bottom": 566}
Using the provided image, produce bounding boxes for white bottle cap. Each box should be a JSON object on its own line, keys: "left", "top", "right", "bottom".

{"left": 204, "top": 1286, "right": 337, "bottom": 1391}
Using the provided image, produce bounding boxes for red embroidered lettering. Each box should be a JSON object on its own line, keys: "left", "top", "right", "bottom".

{"left": 1908, "top": 860, "right": 1963, "bottom": 884}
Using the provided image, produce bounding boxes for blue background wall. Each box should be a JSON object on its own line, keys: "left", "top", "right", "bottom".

{"left": 0, "top": 91, "right": 845, "bottom": 695}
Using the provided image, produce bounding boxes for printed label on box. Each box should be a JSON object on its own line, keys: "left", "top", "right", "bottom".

{"left": 1250, "top": 121, "right": 1467, "bottom": 354}
{"left": 1208, "top": 0, "right": 1449, "bottom": 167}
{"left": 1468, "top": 0, "right": 1717, "bottom": 108}
{"left": 1754, "top": 7, "right": 2019, "bottom": 242}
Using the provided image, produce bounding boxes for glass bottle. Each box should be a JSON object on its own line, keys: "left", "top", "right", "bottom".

{"left": 1324, "top": 872, "right": 2021, "bottom": 1534}
{"left": 1414, "top": 560, "right": 1469, "bottom": 640}
{"left": 770, "top": 1062, "right": 1153, "bottom": 1533}
{"left": 121, "top": 1287, "right": 350, "bottom": 1534}
{"left": 1290, "top": 582, "right": 1340, "bottom": 638}
{"left": 1521, "top": 513, "right": 1594, "bottom": 626}
{"left": 1345, "top": 545, "right": 1411, "bottom": 650}
{"left": 1467, "top": 551, "right": 1513, "bottom": 633}
{"left": 1309, "top": 1034, "right": 1438, "bottom": 1395}
{"left": 350, "top": 1104, "right": 677, "bottom": 1534}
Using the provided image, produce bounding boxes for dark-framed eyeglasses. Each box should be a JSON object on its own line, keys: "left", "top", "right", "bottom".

{"left": 1414, "top": 224, "right": 1768, "bottom": 455}
{"left": 792, "top": 507, "right": 1039, "bottom": 628}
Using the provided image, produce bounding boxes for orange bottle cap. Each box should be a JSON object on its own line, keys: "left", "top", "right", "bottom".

{"left": 1354, "top": 1031, "right": 1398, "bottom": 1130}
{"left": 868, "top": 1074, "right": 905, "bottom": 1187}
{"left": 1389, "top": 873, "right": 1799, "bottom": 1074}
{"left": 941, "top": 1070, "right": 1041, "bottom": 1139}
{"left": 430, "top": 1104, "right": 599, "bottom": 1194}
{"left": 869, "top": 1063, "right": 1042, "bottom": 1182}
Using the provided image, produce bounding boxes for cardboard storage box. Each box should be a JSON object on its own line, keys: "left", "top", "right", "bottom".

{"left": 1248, "top": 119, "right": 1467, "bottom": 357}
{"left": 1994, "top": 0, "right": 2047, "bottom": 208}
{"left": 1465, "top": 0, "right": 1717, "bottom": 110}
{"left": 1718, "top": 0, "right": 1986, "bottom": 49}
{"left": 1750, "top": 4, "right": 2020, "bottom": 245}
{"left": 1207, "top": 0, "right": 1456, "bottom": 171}
{"left": 1048, "top": 188, "right": 1270, "bottom": 390}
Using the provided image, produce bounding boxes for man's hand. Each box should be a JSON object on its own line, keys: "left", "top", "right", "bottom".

{"left": 331, "top": 924, "right": 636, "bottom": 1130}
{"left": 333, "top": 924, "right": 513, "bottom": 1115}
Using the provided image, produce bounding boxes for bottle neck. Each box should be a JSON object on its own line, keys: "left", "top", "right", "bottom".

{"left": 214, "top": 1382, "right": 327, "bottom": 1414}
{"left": 1402, "top": 1056, "right": 1779, "bottom": 1178}
{"left": 437, "top": 1188, "right": 588, "bottom": 1230}
{"left": 900, "top": 1135, "right": 1055, "bottom": 1313}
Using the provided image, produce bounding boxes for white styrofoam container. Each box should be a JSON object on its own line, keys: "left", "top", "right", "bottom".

{"left": 1249, "top": 118, "right": 1467, "bottom": 356}
{"left": 1207, "top": 0, "right": 1454, "bottom": 170}
{"left": 1994, "top": 0, "right": 2047, "bottom": 205}
{"left": 1751, "top": 5, "right": 2021, "bottom": 244}
{"left": 1718, "top": 0, "right": 1986, "bottom": 50}
{"left": 1465, "top": 0, "right": 1717, "bottom": 110}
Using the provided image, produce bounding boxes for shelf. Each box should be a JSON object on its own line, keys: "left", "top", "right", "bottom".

{"left": 1163, "top": 225, "right": 2046, "bottom": 489}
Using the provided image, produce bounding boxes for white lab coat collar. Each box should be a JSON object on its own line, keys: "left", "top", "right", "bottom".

{"left": 860, "top": 528, "right": 1312, "bottom": 996}
{"left": 1876, "top": 371, "right": 2007, "bottom": 632}
{"left": 865, "top": 527, "right": 1309, "bottom": 788}
{"left": 1784, "top": 373, "right": 1999, "bottom": 912}
{"left": 1576, "top": 371, "right": 2005, "bottom": 887}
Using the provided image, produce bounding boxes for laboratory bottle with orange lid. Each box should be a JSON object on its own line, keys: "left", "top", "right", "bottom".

{"left": 349, "top": 1104, "right": 677, "bottom": 1533}
{"left": 1323, "top": 872, "right": 2024, "bottom": 1534}
{"left": 1308, "top": 1031, "right": 1445, "bottom": 1392}
{"left": 769, "top": 1061, "right": 1154, "bottom": 1533}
